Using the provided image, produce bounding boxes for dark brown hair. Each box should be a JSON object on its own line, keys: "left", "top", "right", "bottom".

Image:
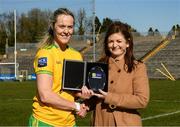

{"left": 104, "top": 21, "right": 136, "bottom": 73}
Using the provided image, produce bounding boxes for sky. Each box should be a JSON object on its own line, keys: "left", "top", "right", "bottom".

{"left": 0, "top": 0, "right": 179, "bottom": 33}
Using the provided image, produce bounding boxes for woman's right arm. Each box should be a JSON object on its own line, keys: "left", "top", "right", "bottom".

{"left": 36, "top": 73, "right": 79, "bottom": 111}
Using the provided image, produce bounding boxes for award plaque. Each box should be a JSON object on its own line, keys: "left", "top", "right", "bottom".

{"left": 62, "top": 60, "right": 85, "bottom": 91}
{"left": 62, "top": 59, "right": 108, "bottom": 92}
{"left": 86, "top": 62, "right": 108, "bottom": 92}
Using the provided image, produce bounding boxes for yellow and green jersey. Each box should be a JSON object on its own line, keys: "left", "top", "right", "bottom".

{"left": 32, "top": 42, "right": 82, "bottom": 126}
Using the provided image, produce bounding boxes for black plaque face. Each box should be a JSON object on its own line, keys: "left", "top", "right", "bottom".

{"left": 62, "top": 60, "right": 84, "bottom": 91}
{"left": 87, "top": 66, "right": 106, "bottom": 92}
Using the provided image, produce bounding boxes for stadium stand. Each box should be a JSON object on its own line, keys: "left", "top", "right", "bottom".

{"left": 144, "top": 37, "right": 180, "bottom": 79}
{"left": 82, "top": 34, "right": 180, "bottom": 79}
{"left": 0, "top": 34, "right": 180, "bottom": 80}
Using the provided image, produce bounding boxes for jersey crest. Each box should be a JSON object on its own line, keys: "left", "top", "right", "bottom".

{"left": 38, "top": 57, "right": 47, "bottom": 67}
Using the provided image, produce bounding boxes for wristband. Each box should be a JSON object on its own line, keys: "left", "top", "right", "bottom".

{"left": 74, "top": 102, "right": 80, "bottom": 112}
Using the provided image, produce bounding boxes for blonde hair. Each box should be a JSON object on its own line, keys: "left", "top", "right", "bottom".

{"left": 37, "top": 8, "right": 75, "bottom": 49}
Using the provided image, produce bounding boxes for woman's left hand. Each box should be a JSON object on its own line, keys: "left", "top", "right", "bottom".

{"left": 94, "top": 89, "right": 107, "bottom": 99}
{"left": 75, "top": 85, "right": 94, "bottom": 99}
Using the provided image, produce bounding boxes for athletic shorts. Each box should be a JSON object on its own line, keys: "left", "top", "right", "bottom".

{"left": 28, "top": 114, "right": 77, "bottom": 127}
{"left": 28, "top": 115, "right": 53, "bottom": 127}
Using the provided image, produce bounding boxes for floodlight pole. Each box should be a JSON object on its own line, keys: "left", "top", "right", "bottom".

{"left": 14, "top": 10, "right": 17, "bottom": 80}
{"left": 92, "top": 0, "right": 96, "bottom": 62}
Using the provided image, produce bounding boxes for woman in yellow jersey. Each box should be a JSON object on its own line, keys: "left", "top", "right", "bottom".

{"left": 29, "top": 8, "right": 91, "bottom": 127}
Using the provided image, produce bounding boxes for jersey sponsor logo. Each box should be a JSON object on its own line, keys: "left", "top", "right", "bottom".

{"left": 38, "top": 57, "right": 47, "bottom": 67}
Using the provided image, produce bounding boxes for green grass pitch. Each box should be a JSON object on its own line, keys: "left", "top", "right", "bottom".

{"left": 0, "top": 79, "right": 180, "bottom": 126}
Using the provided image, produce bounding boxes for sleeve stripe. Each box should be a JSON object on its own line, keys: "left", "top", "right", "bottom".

{"left": 36, "top": 70, "right": 53, "bottom": 75}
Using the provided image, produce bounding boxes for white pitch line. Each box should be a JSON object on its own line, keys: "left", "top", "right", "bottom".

{"left": 142, "top": 110, "right": 180, "bottom": 121}
{"left": 4, "top": 99, "right": 32, "bottom": 101}
{"left": 152, "top": 100, "right": 180, "bottom": 103}
{"left": 14, "top": 99, "right": 32, "bottom": 101}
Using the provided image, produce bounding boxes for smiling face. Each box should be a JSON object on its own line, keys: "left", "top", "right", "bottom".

{"left": 54, "top": 14, "right": 74, "bottom": 46}
{"left": 107, "top": 32, "right": 129, "bottom": 60}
